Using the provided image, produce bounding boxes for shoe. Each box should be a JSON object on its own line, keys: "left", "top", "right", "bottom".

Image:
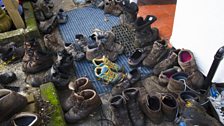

{"left": 111, "top": 79, "right": 130, "bottom": 95}
{"left": 75, "top": 34, "right": 88, "bottom": 52}
{"left": 0, "top": 44, "right": 24, "bottom": 63}
{"left": 142, "top": 40, "right": 168, "bottom": 68}
{"left": 120, "top": 2, "right": 138, "bottom": 27}
{"left": 40, "top": 3, "right": 53, "bottom": 19}
{"left": 12, "top": 112, "right": 39, "bottom": 126}
{"left": 134, "top": 15, "right": 159, "bottom": 48}
{"left": 188, "top": 71, "right": 204, "bottom": 90}
{"left": 128, "top": 48, "right": 148, "bottom": 67}
{"left": 153, "top": 49, "right": 180, "bottom": 75}
{"left": 161, "top": 93, "right": 177, "bottom": 122}
{"left": 0, "top": 72, "right": 17, "bottom": 85}
{"left": 22, "top": 40, "right": 54, "bottom": 74}
{"left": 92, "top": 55, "right": 123, "bottom": 72}
{"left": 33, "top": 6, "right": 45, "bottom": 21}
{"left": 68, "top": 77, "right": 94, "bottom": 92}
{"left": 64, "top": 43, "right": 85, "bottom": 61}
{"left": 0, "top": 89, "right": 28, "bottom": 122}
{"left": 57, "top": 9, "right": 68, "bottom": 24}
{"left": 109, "top": 95, "right": 132, "bottom": 126}
{"left": 39, "top": 15, "right": 57, "bottom": 34}
{"left": 0, "top": 8, "right": 12, "bottom": 33}
{"left": 65, "top": 89, "right": 102, "bottom": 123}
{"left": 122, "top": 88, "right": 145, "bottom": 126}
{"left": 94, "top": 65, "right": 125, "bottom": 84}
{"left": 126, "top": 69, "right": 141, "bottom": 84}
{"left": 103, "top": 0, "right": 122, "bottom": 16}
{"left": 178, "top": 91, "right": 199, "bottom": 107}
{"left": 158, "top": 66, "right": 182, "bottom": 87}
{"left": 44, "top": 0, "right": 54, "bottom": 8}
{"left": 43, "top": 33, "right": 64, "bottom": 52}
{"left": 86, "top": 45, "right": 104, "bottom": 61}
{"left": 140, "top": 93, "right": 163, "bottom": 124}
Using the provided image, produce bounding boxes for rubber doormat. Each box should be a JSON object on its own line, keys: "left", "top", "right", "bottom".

{"left": 59, "top": 6, "right": 152, "bottom": 94}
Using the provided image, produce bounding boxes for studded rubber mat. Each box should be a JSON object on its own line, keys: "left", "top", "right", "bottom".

{"left": 112, "top": 25, "right": 137, "bottom": 57}
{"left": 59, "top": 6, "right": 152, "bottom": 94}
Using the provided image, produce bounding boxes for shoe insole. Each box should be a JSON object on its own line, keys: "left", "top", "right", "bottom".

{"left": 180, "top": 51, "right": 192, "bottom": 63}
{"left": 14, "top": 116, "right": 35, "bottom": 126}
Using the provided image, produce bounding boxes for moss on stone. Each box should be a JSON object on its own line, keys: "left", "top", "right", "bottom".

{"left": 40, "top": 82, "right": 66, "bottom": 126}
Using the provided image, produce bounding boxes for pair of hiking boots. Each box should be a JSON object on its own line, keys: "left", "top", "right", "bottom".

{"left": 86, "top": 29, "right": 124, "bottom": 62}
{"left": 0, "top": 89, "right": 39, "bottom": 126}
{"left": 62, "top": 77, "right": 102, "bottom": 123}
{"left": 139, "top": 88, "right": 178, "bottom": 124}
{"left": 110, "top": 88, "right": 145, "bottom": 126}
{"left": 93, "top": 56, "right": 125, "bottom": 84}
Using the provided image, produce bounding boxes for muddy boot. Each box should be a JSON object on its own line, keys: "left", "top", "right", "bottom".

{"left": 142, "top": 40, "right": 168, "bottom": 68}
{"left": 0, "top": 72, "right": 17, "bottom": 85}
{"left": 86, "top": 45, "right": 104, "bottom": 61}
{"left": 64, "top": 43, "right": 85, "bottom": 61}
{"left": 12, "top": 112, "right": 39, "bottom": 126}
{"left": 0, "top": 89, "right": 28, "bottom": 122}
{"left": 127, "top": 69, "right": 141, "bottom": 84}
{"left": 178, "top": 91, "right": 199, "bottom": 108}
{"left": 109, "top": 95, "right": 132, "bottom": 126}
{"left": 65, "top": 89, "right": 102, "bottom": 123}
{"left": 75, "top": 34, "right": 88, "bottom": 52}
{"left": 40, "top": 3, "right": 53, "bottom": 19}
{"left": 139, "top": 93, "right": 163, "bottom": 124}
{"left": 22, "top": 40, "right": 53, "bottom": 74}
{"left": 158, "top": 66, "right": 182, "bottom": 87}
{"left": 161, "top": 93, "right": 178, "bottom": 122}
{"left": 43, "top": 33, "right": 64, "bottom": 52}
{"left": 128, "top": 48, "right": 149, "bottom": 67}
{"left": 123, "top": 88, "right": 145, "bottom": 126}
{"left": 112, "top": 79, "right": 130, "bottom": 95}
{"left": 39, "top": 15, "right": 57, "bottom": 34}
{"left": 33, "top": 6, "right": 45, "bottom": 21}
{"left": 103, "top": 0, "right": 122, "bottom": 16}
{"left": 44, "top": 0, "right": 54, "bottom": 8}
{"left": 57, "top": 9, "right": 68, "bottom": 24}
{"left": 68, "top": 77, "right": 94, "bottom": 91}
{"left": 120, "top": 2, "right": 138, "bottom": 27}
{"left": 0, "top": 44, "right": 24, "bottom": 63}
{"left": 188, "top": 71, "right": 204, "bottom": 90}
{"left": 143, "top": 76, "right": 169, "bottom": 93}
{"left": 134, "top": 15, "right": 159, "bottom": 48}
{"left": 153, "top": 49, "right": 180, "bottom": 75}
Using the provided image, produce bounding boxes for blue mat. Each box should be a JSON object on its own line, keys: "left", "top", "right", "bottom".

{"left": 59, "top": 6, "right": 152, "bottom": 94}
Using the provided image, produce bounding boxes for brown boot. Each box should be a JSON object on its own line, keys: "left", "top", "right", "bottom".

{"left": 139, "top": 93, "right": 163, "bottom": 124}
{"left": 109, "top": 95, "right": 132, "bottom": 126}
{"left": 161, "top": 93, "right": 177, "bottom": 122}
{"left": 178, "top": 91, "right": 199, "bottom": 108}
{"left": 12, "top": 112, "right": 39, "bottom": 126}
{"left": 22, "top": 40, "right": 54, "bottom": 74}
{"left": 158, "top": 66, "right": 182, "bottom": 87}
{"left": 0, "top": 44, "right": 24, "bottom": 63}
{"left": 122, "top": 88, "right": 145, "bottom": 126}
{"left": 65, "top": 89, "right": 102, "bottom": 123}
{"left": 68, "top": 77, "right": 94, "bottom": 92}
{"left": 142, "top": 40, "right": 168, "bottom": 68}
{"left": 188, "top": 71, "right": 204, "bottom": 90}
{"left": 112, "top": 79, "right": 131, "bottom": 96}
{"left": 62, "top": 92, "right": 85, "bottom": 112}
{"left": 0, "top": 89, "right": 28, "bottom": 122}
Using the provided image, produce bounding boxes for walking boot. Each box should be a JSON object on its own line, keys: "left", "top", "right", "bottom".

{"left": 39, "top": 15, "right": 57, "bottom": 34}
{"left": 153, "top": 49, "right": 180, "bottom": 75}
{"left": 86, "top": 45, "right": 104, "bottom": 61}
{"left": 43, "top": 33, "right": 64, "bottom": 52}
{"left": 140, "top": 93, "right": 163, "bottom": 124}
{"left": 64, "top": 43, "right": 85, "bottom": 61}
{"left": 120, "top": 2, "right": 138, "bottom": 27}
{"left": 142, "top": 40, "right": 168, "bottom": 68}
{"left": 65, "top": 89, "right": 102, "bottom": 123}
{"left": 40, "top": 3, "right": 53, "bottom": 19}
{"left": 0, "top": 89, "right": 28, "bottom": 122}
{"left": 12, "top": 112, "right": 39, "bottom": 126}
{"left": 143, "top": 76, "right": 169, "bottom": 93}
{"left": 122, "top": 88, "right": 145, "bottom": 126}
{"left": 178, "top": 91, "right": 199, "bottom": 107}
{"left": 0, "top": 44, "right": 24, "bottom": 63}
{"left": 22, "top": 40, "right": 54, "bottom": 74}
{"left": 103, "top": 0, "right": 122, "bottom": 16}
{"left": 0, "top": 8, "right": 12, "bottom": 33}
{"left": 92, "top": 55, "right": 123, "bottom": 72}
{"left": 0, "top": 72, "right": 17, "bottom": 85}
{"left": 161, "top": 93, "right": 178, "bottom": 122}
{"left": 158, "top": 66, "right": 182, "bottom": 87}
{"left": 127, "top": 69, "right": 141, "bottom": 84}
{"left": 112, "top": 79, "right": 130, "bottom": 95}
{"left": 75, "top": 34, "right": 88, "bottom": 52}
{"left": 128, "top": 48, "right": 149, "bottom": 67}
{"left": 109, "top": 95, "right": 132, "bottom": 126}
{"left": 33, "top": 6, "right": 45, "bottom": 21}
{"left": 188, "top": 71, "right": 204, "bottom": 90}
{"left": 94, "top": 65, "right": 125, "bottom": 84}
{"left": 44, "top": 0, "right": 54, "bottom": 8}
{"left": 57, "top": 9, "right": 68, "bottom": 24}
{"left": 68, "top": 77, "right": 94, "bottom": 91}
{"left": 134, "top": 15, "right": 159, "bottom": 48}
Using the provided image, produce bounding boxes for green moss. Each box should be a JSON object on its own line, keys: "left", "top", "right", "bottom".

{"left": 40, "top": 83, "right": 67, "bottom": 126}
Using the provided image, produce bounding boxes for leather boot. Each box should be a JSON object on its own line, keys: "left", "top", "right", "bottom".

{"left": 0, "top": 89, "right": 27, "bottom": 122}
{"left": 134, "top": 15, "right": 159, "bottom": 48}
{"left": 0, "top": 72, "right": 17, "bottom": 85}
{"left": 103, "top": 0, "right": 122, "bottom": 16}
{"left": 39, "top": 15, "right": 57, "bottom": 34}
{"left": 43, "top": 33, "right": 64, "bottom": 52}
{"left": 68, "top": 77, "right": 94, "bottom": 91}
{"left": 139, "top": 93, "right": 163, "bottom": 124}
{"left": 120, "top": 2, "right": 138, "bottom": 27}
{"left": 142, "top": 40, "right": 168, "bottom": 68}
{"left": 22, "top": 40, "right": 54, "bottom": 74}
{"left": 86, "top": 45, "right": 104, "bottom": 61}
{"left": 158, "top": 66, "right": 181, "bottom": 87}
{"left": 109, "top": 95, "right": 132, "bottom": 126}
{"left": 161, "top": 93, "right": 177, "bottom": 122}
{"left": 0, "top": 8, "right": 12, "bottom": 33}
{"left": 153, "top": 49, "right": 180, "bottom": 75}
{"left": 122, "top": 88, "right": 145, "bottom": 126}
{"left": 112, "top": 79, "right": 130, "bottom": 95}
{"left": 126, "top": 69, "right": 141, "bottom": 84}
{"left": 65, "top": 89, "right": 102, "bottom": 123}
{"left": 40, "top": 3, "right": 53, "bottom": 19}
{"left": 12, "top": 112, "right": 39, "bottom": 126}
{"left": 0, "top": 44, "right": 24, "bottom": 63}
